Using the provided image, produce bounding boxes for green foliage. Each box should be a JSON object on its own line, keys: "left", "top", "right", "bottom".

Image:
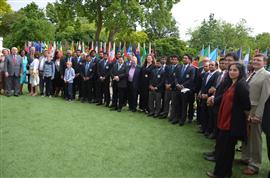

{"left": 154, "top": 37, "right": 186, "bottom": 57}
{"left": 0, "top": 0, "right": 12, "bottom": 17}
{"left": 188, "top": 14, "right": 253, "bottom": 52}
{"left": 254, "top": 32, "right": 270, "bottom": 50}
{"left": 115, "top": 31, "right": 148, "bottom": 44}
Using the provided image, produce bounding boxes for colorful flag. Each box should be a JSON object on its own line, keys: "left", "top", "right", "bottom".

{"left": 82, "top": 41, "right": 85, "bottom": 53}
{"left": 236, "top": 47, "right": 242, "bottom": 60}
{"left": 203, "top": 45, "right": 210, "bottom": 57}
{"left": 140, "top": 43, "right": 148, "bottom": 65}
{"left": 243, "top": 48, "right": 250, "bottom": 73}
{"left": 127, "top": 44, "right": 133, "bottom": 56}
{"left": 220, "top": 48, "right": 226, "bottom": 57}
{"left": 135, "top": 43, "right": 141, "bottom": 65}
{"left": 210, "top": 48, "right": 218, "bottom": 61}
{"left": 263, "top": 48, "right": 268, "bottom": 57}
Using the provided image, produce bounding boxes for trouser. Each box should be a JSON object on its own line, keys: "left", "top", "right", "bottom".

{"left": 44, "top": 77, "right": 53, "bottom": 96}
{"left": 6, "top": 75, "right": 20, "bottom": 95}
{"left": 214, "top": 130, "right": 237, "bottom": 177}
{"left": 241, "top": 122, "right": 262, "bottom": 171}
{"left": 171, "top": 90, "right": 189, "bottom": 124}
{"left": 161, "top": 90, "right": 172, "bottom": 116}
{"left": 139, "top": 87, "right": 149, "bottom": 111}
{"left": 73, "top": 75, "right": 82, "bottom": 99}
{"left": 148, "top": 91, "right": 162, "bottom": 115}
{"left": 82, "top": 79, "right": 94, "bottom": 102}
{"left": 196, "top": 97, "right": 202, "bottom": 124}
{"left": 200, "top": 100, "right": 209, "bottom": 132}
{"left": 112, "top": 82, "right": 125, "bottom": 110}
{"left": 39, "top": 71, "right": 44, "bottom": 94}
{"left": 65, "top": 83, "right": 73, "bottom": 100}
{"left": 97, "top": 79, "right": 110, "bottom": 105}
{"left": 127, "top": 82, "right": 138, "bottom": 111}
{"left": 207, "top": 105, "right": 215, "bottom": 134}
{"left": 187, "top": 91, "right": 195, "bottom": 121}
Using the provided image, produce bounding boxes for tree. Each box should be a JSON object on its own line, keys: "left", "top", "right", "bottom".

{"left": 2, "top": 2, "right": 55, "bottom": 48}
{"left": 0, "top": 0, "right": 12, "bottom": 17}
{"left": 188, "top": 14, "right": 253, "bottom": 53}
{"left": 255, "top": 33, "right": 270, "bottom": 51}
{"left": 154, "top": 37, "right": 186, "bottom": 57}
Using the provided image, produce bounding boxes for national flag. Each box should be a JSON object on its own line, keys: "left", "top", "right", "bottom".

{"left": 263, "top": 48, "right": 268, "bottom": 57}
{"left": 135, "top": 43, "right": 141, "bottom": 65}
{"left": 220, "top": 48, "right": 226, "bottom": 57}
{"left": 236, "top": 47, "right": 242, "bottom": 60}
{"left": 203, "top": 45, "right": 210, "bottom": 57}
{"left": 140, "top": 43, "right": 148, "bottom": 65}
{"left": 210, "top": 48, "right": 218, "bottom": 61}
{"left": 243, "top": 48, "right": 250, "bottom": 73}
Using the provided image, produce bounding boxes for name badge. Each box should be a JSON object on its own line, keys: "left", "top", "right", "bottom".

{"left": 145, "top": 74, "right": 148, "bottom": 78}
{"left": 157, "top": 74, "right": 161, "bottom": 78}
{"left": 186, "top": 74, "right": 190, "bottom": 78}
{"left": 173, "top": 73, "right": 176, "bottom": 76}
{"left": 89, "top": 69, "right": 92, "bottom": 72}
{"left": 106, "top": 66, "right": 109, "bottom": 69}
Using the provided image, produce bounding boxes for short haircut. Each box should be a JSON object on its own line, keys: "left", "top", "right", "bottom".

{"left": 254, "top": 53, "right": 267, "bottom": 61}
{"left": 225, "top": 52, "right": 239, "bottom": 61}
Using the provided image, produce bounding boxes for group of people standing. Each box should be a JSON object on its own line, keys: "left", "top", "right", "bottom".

{"left": 0, "top": 46, "right": 270, "bottom": 178}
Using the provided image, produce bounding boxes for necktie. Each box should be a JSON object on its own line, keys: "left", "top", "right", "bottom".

{"left": 13, "top": 55, "right": 16, "bottom": 64}
{"left": 246, "top": 72, "right": 256, "bottom": 83}
{"left": 104, "top": 60, "right": 107, "bottom": 67}
{"left": 181, "top": 65, "right": 186, "bottom": 77}
{"left": 205, "top": 73, "right": 212, "bottom": 85}
{"left": 85, "top": 62, "right": 89, "bottom": 74}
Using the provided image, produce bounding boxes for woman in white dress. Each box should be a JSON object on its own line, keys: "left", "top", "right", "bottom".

{"left": 29, "top": 53, "right": 40, "bottom": 96}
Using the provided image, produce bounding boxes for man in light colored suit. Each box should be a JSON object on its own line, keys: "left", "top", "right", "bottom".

{"left": 241, "top": 53, "right": 270, "bottom": 175}
{"left": 4, "top": 47, "right": 23, "bottom": 96}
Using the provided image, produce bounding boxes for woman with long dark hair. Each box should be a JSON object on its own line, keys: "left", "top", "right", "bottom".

{"left": 207, "top": 62, "right": 251, "bottom": 178}
{"left": 52, "top": 51, "right": 64, "bottom": 97}
{"left": 139, "top": 55, "right": 155, "bottom": 113}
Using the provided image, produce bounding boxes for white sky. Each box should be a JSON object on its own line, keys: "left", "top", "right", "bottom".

{"left": 7, "top": 0, "right": 270, "bottom": 41}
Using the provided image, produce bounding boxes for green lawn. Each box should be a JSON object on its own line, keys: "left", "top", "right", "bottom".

{"left": 0, "top": 94, "right": 269, "bottom": 178}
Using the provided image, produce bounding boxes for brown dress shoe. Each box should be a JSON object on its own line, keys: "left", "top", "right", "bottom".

{"left": 242, "top": 167, "right": 258, "bottom": 175}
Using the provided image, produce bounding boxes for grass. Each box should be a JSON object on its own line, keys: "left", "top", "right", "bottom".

{"left": 0, "top": 94, "right": 269, "bottom": 178}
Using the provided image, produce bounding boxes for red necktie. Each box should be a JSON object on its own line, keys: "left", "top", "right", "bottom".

{"left": 13, "top": 55, "right": 16, "bottom": 64}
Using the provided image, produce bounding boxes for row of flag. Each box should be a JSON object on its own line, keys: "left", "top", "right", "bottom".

{"left": 24, "top": 41, "right": 155, "bottom": 65}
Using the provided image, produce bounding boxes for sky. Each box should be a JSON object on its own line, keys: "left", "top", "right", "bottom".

{"left": 7, "top": 0, "right": 270, "bottom": 41}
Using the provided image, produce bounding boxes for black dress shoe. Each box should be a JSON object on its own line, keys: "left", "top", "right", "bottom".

{"left": 131, "top": 109, "right": 136, "bottom": 112}
{"left": 153, "top": 114, "right": 159, "bottom": 118}
{"left": 208, "top": 133, "right": 216, "bottom": 139}
{"left": 179, "top": 122, "right": 184, "bottom": 126}
{"left": 96, "top": 103, "right": 102, "bottom": 106}
{"left": 206, "top": 172, "right": 218, "bottom": 178}
{"left": 204, "top": 155, "right": 216, "bottom": 162}
{"left": 171, "top": 120, "right": 178, "bottom": 124}
{"left": 117, "top": 109, "right": 122, "bottom": 112}
{"left": 268, "top": 170, "right": 270, "bottom": 178}
{"left": 110, "top": 107, "right": 117, "bottom": 111}
{"left": 187, "top": 120, "right": 192, "bottom": 123}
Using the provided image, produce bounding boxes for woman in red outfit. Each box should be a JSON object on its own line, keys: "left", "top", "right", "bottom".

{"left": 207, "top": 62, "right": 251, "bottom": 178}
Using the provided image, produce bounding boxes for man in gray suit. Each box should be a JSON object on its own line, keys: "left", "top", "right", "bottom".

{"left": 4, "top": 47, "right": 23, "bottom": 96}
{"left": 241, "top": 53, "right": 270, "bottom": 175}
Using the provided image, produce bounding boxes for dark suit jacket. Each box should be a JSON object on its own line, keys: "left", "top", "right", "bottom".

{"left": 229, "top": 79, "right": 251, "bottom": 141}
{"left": 164, "top": 64, "right": 177, "bottom": 86}
{"left": 111, "top": 63, "right": 128, "bottom": 88}
{"left": 195, "top": 67, "right": 204, "bottom": 93}
{"left": 97, "top": 59, "right": 113, "bottom": 80}
{"left": 262, "top": 96, "right": 270, "bottom": 136}
{"left": 140, "top": 64, "right": 155, "bottom": 90}
{"left": 128, "top": 65, "right": 141, "bottom": 89}
{"left": 80, "top": 60, "right": 96, "bottom": 79}
{"left": 149, "top": 67, "right": 165, "bottom": 92}
{"left": 72, "top": 57, "right": 83, "bottom": 74}
{"left": 200, "top": 71, "right": 220, "bottom": 96}
{"left": 174, "top": 64, "right": 195, "bottom": 90}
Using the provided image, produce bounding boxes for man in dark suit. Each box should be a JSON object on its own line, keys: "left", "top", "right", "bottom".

{"left": 4, "top": 47, "right": 23, "bottom": 96}
{"left": 97, "top": 52, "right": 112, "bottom": 106}
{"left": 171, "top": 54, "right": 195, "bottom": 126}
{"left": 110, "top": 56, "right": 128, "bottom": 112}
{"left": 195, "top": 57, "right": 210, "bottom": 125}
{"left": 80, "top": 54, "right": 96, "bottom": 103}
{"left": 148, "top": 59, "right": 165, "bottom": 117}
{"left": 262, "top": 96, "right": 270, "bottom": 178}
{"left": 127, "top": 56, "right": 141, "bottom": 112}
{"left": 199, "top": 61, "right": 220, "bottom": 137}
{"left": 160, "top": 55, "right": 178, "bottom": 119}
{"left": 71, "top": 49, "right": 83, "bottom": 100}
